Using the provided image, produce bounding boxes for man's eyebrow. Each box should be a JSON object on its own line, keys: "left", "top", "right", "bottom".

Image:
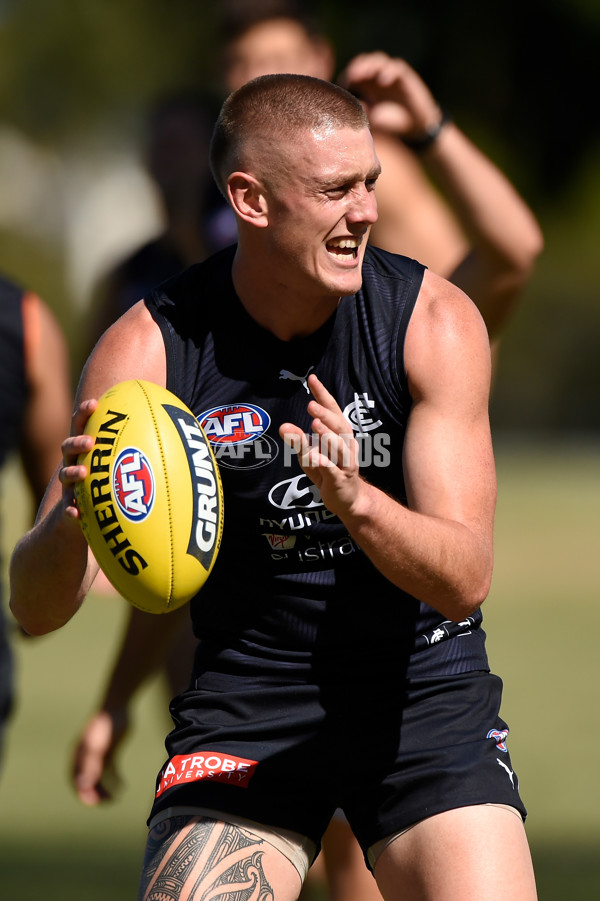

{"left": 319, "top": 163, "right": 382, "bottom": 188}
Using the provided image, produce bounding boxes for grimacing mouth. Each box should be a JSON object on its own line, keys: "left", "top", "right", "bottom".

{"left": 325, "top": 237, "right": 360, "bottom": 260}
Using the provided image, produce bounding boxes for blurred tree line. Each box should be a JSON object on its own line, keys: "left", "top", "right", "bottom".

{"left": 0, "top": 0, "right": 597, "bottom": 433}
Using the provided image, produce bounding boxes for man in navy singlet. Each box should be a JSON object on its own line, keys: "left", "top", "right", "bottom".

{"left": 0, "top": 275, "right": 71, "bottom": 769}
{"left": 10, "top": 74, "right": 538, "bottom": 901}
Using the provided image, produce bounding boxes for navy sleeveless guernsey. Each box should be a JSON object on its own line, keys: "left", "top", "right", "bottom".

{"left": 146, "top": 244, "right": 489, "bottom": 689}
{"left": 0, "top": 275, "right": 29, "bottom": 751}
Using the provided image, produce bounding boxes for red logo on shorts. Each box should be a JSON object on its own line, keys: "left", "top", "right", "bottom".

{"left": 155, "top": 752, "right": 259, "bottom": 797}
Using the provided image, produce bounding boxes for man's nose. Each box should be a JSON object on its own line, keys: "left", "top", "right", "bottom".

{"left": 348, "top": 186, "right": 378, "bottom": 227}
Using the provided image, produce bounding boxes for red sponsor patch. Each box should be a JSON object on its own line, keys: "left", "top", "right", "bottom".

{"left": 262, "top": 533, "right": 296, "bottom": 550}
{"left": 155, "top": 751, "right": 258, "bottom": 797}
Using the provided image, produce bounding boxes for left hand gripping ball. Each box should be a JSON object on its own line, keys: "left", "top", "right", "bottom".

{"left": 74, "top": 379, "right": 224, "bottom": 614}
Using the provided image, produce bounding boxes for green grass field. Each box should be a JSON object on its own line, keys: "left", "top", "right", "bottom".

{"left": 0, "top": 441, "right": 598, "bottom": 899}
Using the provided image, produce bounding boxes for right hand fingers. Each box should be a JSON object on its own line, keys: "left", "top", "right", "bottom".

{"left": 60, "top": 435, "right": 94, "bottom": 478}
{"left": 59, "top": 399, "right": 98, "bottom": 490}
{"left": 71, "top": 397, "right": 98, "bottom": 436}
{"left": 56, "top": 402, "right": 97, "bottom": 519}
{"left": 59, "top": 435, "right": 94, "bottom": 518}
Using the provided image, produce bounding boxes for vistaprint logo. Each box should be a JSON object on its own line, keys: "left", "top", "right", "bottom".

{"left": 281, "top": 431, "right": 391, "bottom": 468}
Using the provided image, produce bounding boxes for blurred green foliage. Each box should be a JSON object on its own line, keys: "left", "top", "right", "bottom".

{"left": 0, "top": 0, "right": 220, "bottom": 140}
{"left": 0, "top": 0, "right": 597, "bottom": 430}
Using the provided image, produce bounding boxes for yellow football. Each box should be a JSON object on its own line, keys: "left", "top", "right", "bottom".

{"left": 74, "top": 379, "right": 224, "bottom": 614}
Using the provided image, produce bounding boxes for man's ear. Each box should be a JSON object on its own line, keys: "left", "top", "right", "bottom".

{"left": 227, "top": 173, "right": 269, "bottom": 227}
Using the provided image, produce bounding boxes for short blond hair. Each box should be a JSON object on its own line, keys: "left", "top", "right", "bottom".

{"left": 210, "top": 73, "right": 369, "bottom": 196}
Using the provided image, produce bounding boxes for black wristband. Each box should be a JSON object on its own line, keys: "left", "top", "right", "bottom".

{"left": 402, "top": 110, "right": 451, "bottom": 153}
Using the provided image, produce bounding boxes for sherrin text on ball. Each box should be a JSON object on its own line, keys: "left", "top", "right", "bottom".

{"left": 74, "top": 379, "right": 224, "bottom": 613}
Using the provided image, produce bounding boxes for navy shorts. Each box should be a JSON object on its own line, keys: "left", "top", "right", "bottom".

{"left": 148, "top": 669, "right": 527, "bottom": 857}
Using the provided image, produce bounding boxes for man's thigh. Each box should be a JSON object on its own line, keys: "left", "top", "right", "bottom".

{"left": 139, "top": 814, "right": 307, "bottom": 901}
{"left": 373, "top": 805, "right": 537, "bottom": 901}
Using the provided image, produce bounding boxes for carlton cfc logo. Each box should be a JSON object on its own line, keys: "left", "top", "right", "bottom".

{"left": 199, "top": 403, "right": 271, "bottom": 446}
{"left": 113, "top": 447, "right": 155, "bottom": 522}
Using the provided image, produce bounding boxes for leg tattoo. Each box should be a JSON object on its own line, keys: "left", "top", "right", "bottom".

{"left": 139, "top": 816, "right": 275, "bottom": 901}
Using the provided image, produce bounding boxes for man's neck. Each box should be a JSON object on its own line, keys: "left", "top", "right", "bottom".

{"left": 231, "top": 251, "right": 340, "bottom": 342}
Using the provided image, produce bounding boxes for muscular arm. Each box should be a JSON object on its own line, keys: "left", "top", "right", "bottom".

{"left": 280, "top": 271, "right": 496, "bottom": 622}
{"left": 341, "top": 52, "right": 544, "bottom": 340}
{"left": 370, "top": 132, "right": 468, "bottom": 276}
{"left": 9, "top": 301, "right": 167, "bottom": 636}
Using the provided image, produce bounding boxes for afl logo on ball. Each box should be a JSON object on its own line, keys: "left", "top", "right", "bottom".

{"left": 113, "top": 448, "right": 155, "bottom": 522}
{"left": 199, "top": 403, "right": 270, "bottom": 445}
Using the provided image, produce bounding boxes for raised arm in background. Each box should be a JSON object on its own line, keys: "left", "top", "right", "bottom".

{"left": 342, "top": 51, "right": 544, "bottom": 341}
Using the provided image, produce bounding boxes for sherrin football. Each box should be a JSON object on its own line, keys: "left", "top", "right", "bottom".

{"left": 74, "top": 379, "right": 224, "bottom": 614}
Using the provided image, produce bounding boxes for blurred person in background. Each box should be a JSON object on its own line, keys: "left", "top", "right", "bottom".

{"left": 0, "top": 274, "right": 72, "bottom": 771}
{"left": 218, "top": 0, "right": 543, "bottom": 351}
{"left": 71, "top": 3, "right": 543, "bottom": 899}
{"left": 72, "top": 86, "right": 238, "bottom": 802}
{"left": 84, "top": 88, "right": 236, "bottom": 357}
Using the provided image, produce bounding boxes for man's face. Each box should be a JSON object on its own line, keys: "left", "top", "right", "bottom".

{"left": 257, "top": 125, "right": 380, "bottom": 301}
{"left": 224, "top": 19, "right": 334, "bottom": 92}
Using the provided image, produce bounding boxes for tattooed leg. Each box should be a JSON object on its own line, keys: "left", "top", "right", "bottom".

{"left": 138, "top": 815, "right": 302, "bottom": 901}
